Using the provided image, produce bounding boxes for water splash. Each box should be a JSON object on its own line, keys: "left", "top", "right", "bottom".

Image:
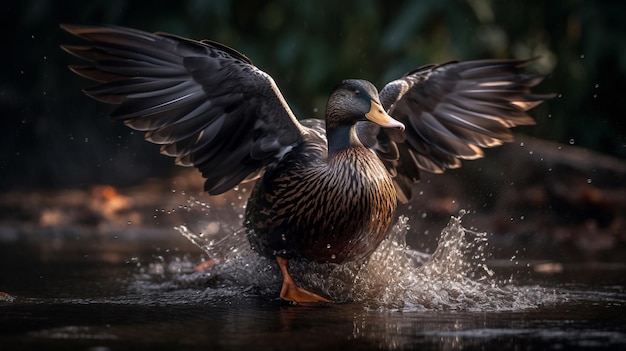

{"left": 133, "top": 196, "right": 562, "bottom": 311}
{"left": 287, "top": 211, "right": 560, "bottom": 311}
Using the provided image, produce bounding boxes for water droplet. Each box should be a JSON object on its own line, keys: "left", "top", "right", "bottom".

{"left": 127, "top": 221, "right": 132, "bottom": 225}
{"left": 326, "top": 244, "right": 331, "bottom": 249}
{"left": 330, "top": 254, "right": 336, "bottom": 260}
{"left": 569, "top": 139, "right": 575, "bottom": 145}
{"left": 587, "top": 178, "right": 592, "bottom": 184}
{"left": 580, "top": 54, "right": 585, "bottom": 59}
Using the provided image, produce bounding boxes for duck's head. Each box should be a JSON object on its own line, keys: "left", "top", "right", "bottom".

{"left": 325, "top": 79, "right": 405, "bottom": 131}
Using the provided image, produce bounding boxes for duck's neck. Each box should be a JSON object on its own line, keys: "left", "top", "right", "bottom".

{"left": 326, "top": 124, "right": 361, "bottom": 155}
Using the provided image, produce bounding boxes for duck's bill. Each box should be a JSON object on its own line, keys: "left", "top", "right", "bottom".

{"left": 365, "top": 100, "right": 405, "bottom": 130}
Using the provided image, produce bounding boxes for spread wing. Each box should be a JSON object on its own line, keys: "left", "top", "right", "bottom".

{"left": 61, "top": 24, "right": 305, "bottom": 194}
{"left": 374, "top": 59, "right": 554, "bottom": 202}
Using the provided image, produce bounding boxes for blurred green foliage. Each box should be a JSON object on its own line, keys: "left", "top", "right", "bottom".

{"left": 1, "top": 0, "right": 624, "bottom": 190}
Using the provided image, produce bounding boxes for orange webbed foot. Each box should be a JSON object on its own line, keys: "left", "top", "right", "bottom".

{"left": 276, "top": 256, "right": 332, "bottom": 304}
{"left": 193, "top": 258, "right": 221, "bottom": 272}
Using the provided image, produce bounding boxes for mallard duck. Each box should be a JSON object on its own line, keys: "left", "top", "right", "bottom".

{"left": 61, "top": 24, "right": 552, "bottom": 303}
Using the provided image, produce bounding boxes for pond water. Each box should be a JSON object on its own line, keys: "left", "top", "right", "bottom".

{"left": 1, "top": 203, "right": 625, "bottom": 350}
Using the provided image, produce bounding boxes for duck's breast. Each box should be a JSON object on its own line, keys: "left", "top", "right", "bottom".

{"left": 246, "top": 143, "right": 397, "bottom": 263}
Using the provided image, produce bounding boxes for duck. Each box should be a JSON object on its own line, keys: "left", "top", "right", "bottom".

{"left": 61, "top": 24, "right": 552, "bottom": 304}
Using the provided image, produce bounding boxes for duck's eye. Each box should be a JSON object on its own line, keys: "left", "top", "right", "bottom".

{"left": 354, "top": 90, "right": 360, "bottom": 96}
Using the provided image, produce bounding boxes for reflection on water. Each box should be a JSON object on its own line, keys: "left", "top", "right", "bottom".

{"left": 3, "top": 286, "right": 624, "bottom": 350}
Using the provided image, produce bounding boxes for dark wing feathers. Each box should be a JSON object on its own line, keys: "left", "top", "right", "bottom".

{"left": 375, "top": 59, "right": 553, "bottom": 202}
{"left": 63, "top": 24, "right": 551, "bottom": 203}
{"left": 61, "top": 24, "right": 304, "bottom": 195}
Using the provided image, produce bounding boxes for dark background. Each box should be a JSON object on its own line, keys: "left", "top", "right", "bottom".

{"left": 2, "top": 0, "right": 624, "bottom": 191}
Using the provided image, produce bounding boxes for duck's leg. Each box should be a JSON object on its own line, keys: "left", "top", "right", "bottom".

{"left": 276, "top": 256, "right": 332, "bottom": 303}
{"left": 193, "top": 258, "right": 221, "bottom": 271}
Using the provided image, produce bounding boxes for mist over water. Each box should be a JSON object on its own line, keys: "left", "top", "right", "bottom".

{"left": 132, "top": 196, "right": 564, "bottom": 311}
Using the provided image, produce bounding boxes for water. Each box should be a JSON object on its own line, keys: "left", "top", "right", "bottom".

{"left": 173, "top": 209, "right": 561, "bottom": 311}
{"left": 1, "top": 195, "right": 625, "bottom": 350}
